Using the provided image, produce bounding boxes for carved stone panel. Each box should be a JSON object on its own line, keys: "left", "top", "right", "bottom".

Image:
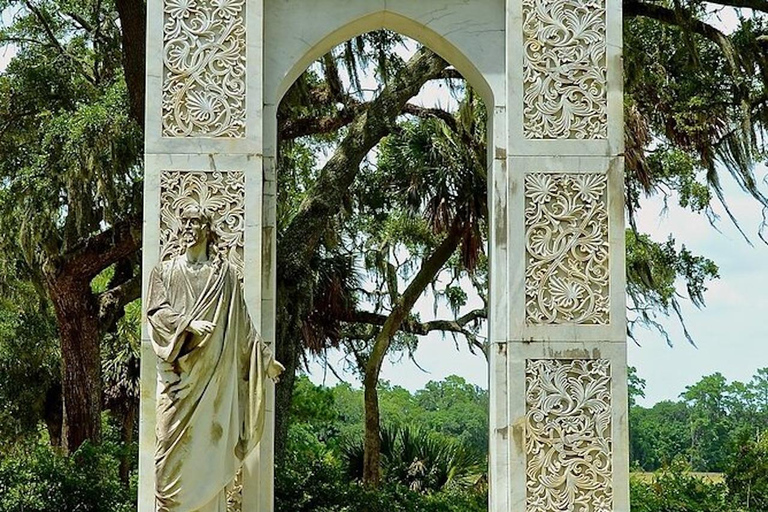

{"left": 522, "top": 0, "right": 608, "bottom": 139}
{"left": 524, "top": 173, "right": 609, "bottom": 325}
{"left": 160, "top": 170, "right": 245, "bottom": 277}
{"left": 525, "top": 359, "right": 613, "bottom": 512}
{"left": 226, "top": 469, "right": 243, "bottom": 512}
{"left": 162, "top": 0, "right": 246, "bottom": 138}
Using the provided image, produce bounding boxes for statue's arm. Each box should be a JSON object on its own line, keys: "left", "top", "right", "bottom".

{"left": 147, "top": 265, "right": 190, "bottom": 362}
{"left": 230, "top": 267, "right": 284, "bottom": 381}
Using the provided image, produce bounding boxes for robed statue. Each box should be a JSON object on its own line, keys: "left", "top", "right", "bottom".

{"left": 147, "top": 206, "right": 284, "bottom": 512}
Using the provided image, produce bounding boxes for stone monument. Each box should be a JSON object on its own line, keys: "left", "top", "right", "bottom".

{"left": 147, "top": 205, "right": 284, "bottom": 511}
{"left": 141, "top": 1, "right": 627, "bottom": 511}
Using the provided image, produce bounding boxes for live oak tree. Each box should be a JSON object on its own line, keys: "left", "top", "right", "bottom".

{"left": 0, "top": 0, "right": 145, "bottom": 452}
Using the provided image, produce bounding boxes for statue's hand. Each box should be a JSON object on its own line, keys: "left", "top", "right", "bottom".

{"left": 267, "top": 360, "right": 286, "bottom": 382}
{"left": 188, "top": 320, "right": 216, "bottom": 336}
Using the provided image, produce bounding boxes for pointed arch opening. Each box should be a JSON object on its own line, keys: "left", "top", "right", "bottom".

{"left": 270, "top": 18, "right": 496, "bottom": 492}
{"left": 273, "top": 11, "right": 495, "bottom": 109}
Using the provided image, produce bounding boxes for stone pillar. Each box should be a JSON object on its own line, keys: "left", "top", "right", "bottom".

{"left": 491, "top": 0, "right": 628, "bottom": 509}
{"left": 140, "top": 0, "right": 272, "bottom": 511}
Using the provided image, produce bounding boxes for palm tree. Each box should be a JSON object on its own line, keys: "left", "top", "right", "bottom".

{"left": 342, "top": 423, "right": 485, "bottom": 493}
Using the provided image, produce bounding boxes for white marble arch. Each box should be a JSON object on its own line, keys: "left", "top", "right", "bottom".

{"left": 141, "top": 0, "right": 626, "bottom": 511}
{"left": 259, "top": 7, "right": 508, "bottom": 512}
{"left": 265, "top": 4, "right": 505, "bottom": 108}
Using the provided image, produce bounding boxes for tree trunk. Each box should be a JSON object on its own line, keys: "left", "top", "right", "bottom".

{"left": 48, "top": 277, "right": 103, "bottom": 453}
{"left": 273, "top": 340, "right": 299, "bottom": 463}
{"left": 362, "top": 222, "right": 465, "bottom": 485}
{"left": 362, "top": 373, "right": 382, "bottom": 485}
{"left": 274, "top": 287, "right": 305, "bottom": 462}
{"left": 115, "top": 0, "right": 147, "bottom": 127}
{"left": 119, "top": 402, "right": 137, "bottom": 485}
{"left": 274, "top": 49, "right": 450, "bottom": 458}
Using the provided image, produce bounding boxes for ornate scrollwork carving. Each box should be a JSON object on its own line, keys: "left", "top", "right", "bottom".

{"left": 525, "top": 173, "right": 609, "bottom": 325}
{"left": 226, "top": 468, "right": 243, "bottom": 512}
{"left": 160, "top": 170, "right": 245, "bottom": 277}
{"left": 522, "top": 0, "right": 608, "bottom": 139}
{"left": 162, "top": 0, "right": 246, "bottom": 138}
{"left": 525, "top": 359, "right": 613, "bottom": 512}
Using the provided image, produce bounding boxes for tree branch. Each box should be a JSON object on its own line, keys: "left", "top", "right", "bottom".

{"left": 363, "top": 219, "right": 466, "bottom": 385}
{"left": 62, "top": 11, "right": 94, "bottom": 33}
{"left": 434, "top": 68, "right": 464, "bottom": 81}
{"left": 402, "top": 104, "right": 458, "bottom": 132}
{"left": 350, "top": 307, "right": 487, "bottom": 336}
{"left": 707, "top": 0, "right": 768, "bottom": 13}
{"left": 279, "top": 47, "right": 450, "bottom": 285}
{"left": 280, "top": 107, "right": 360, "bottom": 140}
{"left": 59, "top": 218, "right": 141, "bottom": 281}
{"left": 402, "top": 103, "right": 486, "bottom": 163}
{"left": 624, "top": 1, "right": 741, "bottom": 74}
{"left": 97, "top": 273, "right": 141, "bottom": 333}
{"left": 22, "top": 0, "right": 96, "bottom": 85}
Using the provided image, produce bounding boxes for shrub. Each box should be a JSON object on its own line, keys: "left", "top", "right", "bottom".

{"left": 726, "top": 431, "right": 768, "bottom": 512}
{"left": 630, "top": 460, "right": 730, "bottom": 512}
{"left": 0, "top": 441, "right": 134, "bottom": 512}
{"left": 277, "top": 422, "right": 487, "bottom": 512}
{"left": 341, "top": 424, "right": 485, "bottom": 494}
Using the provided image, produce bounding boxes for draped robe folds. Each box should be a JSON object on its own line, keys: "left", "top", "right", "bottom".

{"left": 147, "top": 256, "right": 273, "bottom": 512}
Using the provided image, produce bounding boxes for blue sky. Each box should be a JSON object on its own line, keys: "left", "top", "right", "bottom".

{"left": 626, "top": 165, "right": 768, "bottom": 405}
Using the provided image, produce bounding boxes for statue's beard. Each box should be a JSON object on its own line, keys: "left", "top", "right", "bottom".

{"left": 183, "top": 232, "right": 204, "bottom": 248}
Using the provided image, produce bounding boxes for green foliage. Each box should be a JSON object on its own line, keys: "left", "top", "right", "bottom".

{"left": 624, "top": 8, "right": 768, "bottom": 222}
{"left": 645, "top": 149, "right": 713, "bottom": 214}
{"left": 278, "top": 375, "right": 488, "bottom": 510}
{"left": 726, "top": 431, "right": 768, "bottom": 511}
{"left": 414, "top": 376, "right": 488, "bottom": 455}
{"left": 289, "top": 375, "right": 489, "bottom": 460}
{"left": 102, "top": 298, "right": 141, "bottom": 413}
{"left": 630, "top": 368, "right": 768, "bottom": 473}
{"left": 0, "top": 4, "right": 142, "bottom": 266}
{"left": 630, "top": 461, "right": 730, "bottom": 512}
{"left": 625, "top": 230, "right": 719, "bottom": 345}
{"left": 628, "top": 366, "right": 647, "bottom": 408}
{"left": 277, "top": 421, "right": 486, "bottom": 512}
{"left": 631, "top": 400, "right": 692, "bottom": 471}
{"left": 681, "top": 373, "right": 735, "bottom": 471}
{"left": 0, "top": 278, "right": 59, "bottom": 447}
{"left": 342, "top": 423, "right": 484, "bottom": 493}
{"left": 0, "top": 441, "right": 134, "bottom": 512}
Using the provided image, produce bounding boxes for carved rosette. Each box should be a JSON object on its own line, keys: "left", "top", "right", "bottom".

{"left": 162, "top": 0, "right": 246, "bottom": 137}
{"left": 524, "top": 173, "right": 609, "bottom": 325}
{"left": 526, "top": 359, "right": 613, "bottom": 512}
{"left": 160, "top": 170, "right": 245, "bottom": 278}
{"left": 522, "top": 0, "right": 607, "bottom": 139}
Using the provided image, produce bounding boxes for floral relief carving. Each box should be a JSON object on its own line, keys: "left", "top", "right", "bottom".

{"left": 525, "top": 173, "right": 609, "bottom": 325}
{"left": 526, "top": 359, "right": 613, "bottom": 512}
{"left": 160, "top": 170, "right": 245, "bottom": 278}
{"left": 522, "top": 0, "right": 608, "bottom": 139}
{"left": 163, "top": 0, "right": 246, "bottom": 137}
{"left": 226, "top": 468, "right": 243, "bottom": 512}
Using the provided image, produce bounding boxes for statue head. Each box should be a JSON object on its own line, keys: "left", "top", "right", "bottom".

{"left": 180, "top": 205, "right": 213, "bottom": 252}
